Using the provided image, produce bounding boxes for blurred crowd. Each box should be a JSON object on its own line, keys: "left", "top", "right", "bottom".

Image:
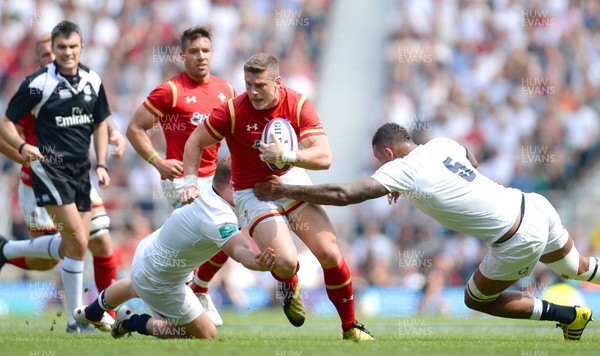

{"left": 2, "top": 0, "right": 600, "bottom": 315}
{"left": 347, "top": 0, "right": 600, "bottom": 316}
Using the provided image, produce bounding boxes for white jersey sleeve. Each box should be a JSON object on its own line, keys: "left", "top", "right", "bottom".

{"left": 371, "top": 137, "right": 522, "bottom": 242}
{"left": 371, "top": 157, "right": 416, "bottom": 193}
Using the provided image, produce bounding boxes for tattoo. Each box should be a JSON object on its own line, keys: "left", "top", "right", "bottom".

{"left": 282, "top": 177, "right": 388, "bottom": 206}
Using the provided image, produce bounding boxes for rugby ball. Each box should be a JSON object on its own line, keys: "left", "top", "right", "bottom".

{"left": 261, "top": 118, "right": 298, "bottom": 172}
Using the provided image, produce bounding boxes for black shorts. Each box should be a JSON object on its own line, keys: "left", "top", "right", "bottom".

{"left": 30, "top": 159, "right": 92, "bottom": 212}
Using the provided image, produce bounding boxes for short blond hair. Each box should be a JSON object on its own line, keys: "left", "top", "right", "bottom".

{"left": 35, "top": 32, "right": 51, "bottom": 54}
{"left": 243, "top": 53, "right": 279, "bottom": 78}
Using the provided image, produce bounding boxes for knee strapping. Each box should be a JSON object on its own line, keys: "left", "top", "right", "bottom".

{"left": 466, "top": 275, "right": 500, "bottom": 303}
{"left": 545, "top": 246, "right": 599, "bottom": 282}
{"left": 90, "top": 214, "right": 110, "bottom": 240}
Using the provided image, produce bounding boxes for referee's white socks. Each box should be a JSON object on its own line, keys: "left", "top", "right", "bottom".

{"left": 3, "top": 234, "right": 61, "bottom": 260}
{"left": 62, "top": 257, "right": 84, "bottom": 325}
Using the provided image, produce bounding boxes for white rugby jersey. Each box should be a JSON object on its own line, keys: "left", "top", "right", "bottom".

{"left": 371, "top": 137, "right": 522, "bottom": 242}
{"left": 138, "top": 182, "right": 240, "bottom": 284}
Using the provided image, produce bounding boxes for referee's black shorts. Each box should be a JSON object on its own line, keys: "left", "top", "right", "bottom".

{"left": 30, "top": 159, "right": 92, "bottom": 212}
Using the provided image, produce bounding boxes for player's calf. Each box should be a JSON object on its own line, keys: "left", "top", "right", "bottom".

{"left": 23, "top": 257, "right": 59, "bottom": 270}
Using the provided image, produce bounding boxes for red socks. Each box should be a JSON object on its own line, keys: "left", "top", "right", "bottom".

{"left": 323, "top": 259, "right": 356, "bottom": 331}
{"left": 93, "top": 255, "right": 117, "bottom": 318}
{"left": 190, "top": 250, "right": 229, "bottom": 294}
{"left": 8, "top": 257, "right": 29, "bottom": 270}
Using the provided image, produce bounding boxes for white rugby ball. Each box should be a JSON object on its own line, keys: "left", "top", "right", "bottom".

{"left": 261, "top": 118, "right": 298, "bottom": 172}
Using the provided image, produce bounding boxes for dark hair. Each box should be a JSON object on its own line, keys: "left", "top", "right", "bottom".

{"left": 372, "top": 123, "right": 412, "bottom": 147}
{"left": 180, "top": 26, "right": 212, "bottom": 51}
{"left": 51, "top": 21, "right": 82, "bottom": 45}
{"left": 244, "top": 53, "right": 279, "bottom": 78}
{"left": 213, "top": 155, "right": 232, "bottom": 189}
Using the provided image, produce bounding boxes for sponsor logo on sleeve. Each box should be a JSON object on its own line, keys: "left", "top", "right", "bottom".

{"left": 218, "top": 224, "right": 238, "bottom": 239}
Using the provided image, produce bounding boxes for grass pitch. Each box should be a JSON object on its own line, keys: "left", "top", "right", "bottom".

{"left": 1, "top": 308, "right": 598, "bottom": 356}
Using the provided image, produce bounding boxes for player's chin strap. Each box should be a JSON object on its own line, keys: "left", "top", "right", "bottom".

{"left": 466, "top": 275, "right": 501, "bottom": 303}
{"left": 89, "top": 213, "right": 110, "bottom": 240}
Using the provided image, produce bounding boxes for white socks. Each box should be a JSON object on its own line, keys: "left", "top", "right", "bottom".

{"left": 3, "top": 234, "right": 61, "bottom": 260}
{"left": 530, "top": 298, "right": 543, "bottom": 320}
{"left": 62, "top": 257, "right": 84, "bottom": 325}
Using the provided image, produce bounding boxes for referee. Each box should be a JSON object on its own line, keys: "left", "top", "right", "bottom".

{"left": 0, "top": 21, "right": 110, "bottom": 333}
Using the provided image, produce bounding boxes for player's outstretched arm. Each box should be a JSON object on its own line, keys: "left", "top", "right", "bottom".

{"left": 221, "top": 233, "right": 276, "bottom": 271}
{"left": 254, "top": 176, "right": 389, "bottom": 206}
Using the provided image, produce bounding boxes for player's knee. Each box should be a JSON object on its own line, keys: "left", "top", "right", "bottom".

{"left": 464, "top": 277, "right": 499, "bottom": 311}
{"left": 62, "top": 235, "right": 88, "bottom": 258}
{"left": 89, "top": 214, "right": 110, "bottom": 240}
{"left": 276, "top": 258, "right": 298, "bottom": 277}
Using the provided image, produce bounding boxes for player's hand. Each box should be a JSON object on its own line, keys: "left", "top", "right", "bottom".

{"left": 253, "top": 175, "right": 285, "bottom": 201}
{"left": 179, "top": 185, "right": 199, "bottom": 205}
{"left": 21, "top": 144, "right": 44, "bottom": 163}
{"left": 388, "top": 192, "right": 400, "bottom": 205}
{"left": 153, "top": 158, "right": 184, "bottom": 180}
{"left": 96, "top": 167, "right": 111, "bottom": 189}
{"left": 109, "top": 131, "right": 126, "bottom": 158}
{"left": 258, "top": 131, "right": 285, "bottom": 164}
{"left": 255, "top": 247, "right": 276, "bottom": 271}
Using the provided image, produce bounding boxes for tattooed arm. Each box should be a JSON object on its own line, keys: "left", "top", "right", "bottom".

{"left": 254, "top": 176, "right": 390, "bottom": 206}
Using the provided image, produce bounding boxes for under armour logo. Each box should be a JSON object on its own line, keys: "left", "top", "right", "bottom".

{"left": 185, "top": 96, "right": 197, "bottom": 103}
{"left": 342, "top": 295, "right": 354, "bottom": 303}
{"left": 247, "top": 124, "right": 258, "bottom": 131}
{"left": 218, "top": 92, "right": 226, "bottom": 102}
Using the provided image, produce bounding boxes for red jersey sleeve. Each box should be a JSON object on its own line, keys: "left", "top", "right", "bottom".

{"left": 142, "top": 82, "right": 174, "bottom": 118}
{"left": 204, "top": 100, "right": 232, "bottom": 140}
{"left": 297, "top": 98, "right": 325, "bottom": 141}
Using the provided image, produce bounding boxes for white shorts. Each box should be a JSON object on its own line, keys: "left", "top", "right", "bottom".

{"left": 130, "top": 235, "right": 204, "bottom": 325}
{"left": 479, "top": 192, "right": 569, "bottom": 281}
{"left": 161, "top": 176, "right": 213, "bottom": 208}
{"left": 233, "top": 167, "right": 312, "bottom": 236}
{"left": 89, "top": 185, "right": 103, "bottom": 208}
{"left": 18, "top": 181, "right": 56, "bottom": 233}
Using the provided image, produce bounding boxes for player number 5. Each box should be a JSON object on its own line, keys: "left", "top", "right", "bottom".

{"left": 442, "top": 157, "right": 476, "bottom": 182}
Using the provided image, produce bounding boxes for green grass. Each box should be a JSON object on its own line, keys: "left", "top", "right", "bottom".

{"left": 1, "top": 308, "right": 598, "bottom": 355}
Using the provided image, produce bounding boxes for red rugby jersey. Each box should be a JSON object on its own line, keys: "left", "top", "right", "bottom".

{"left": 143, "top": 72, "right": 235, "bottom": 179}
{"left": 204, "top": 86, "right": 325, "bottom": 190}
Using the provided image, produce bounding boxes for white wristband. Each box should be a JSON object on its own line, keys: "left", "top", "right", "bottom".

{"left": 281, "top": 150, "right": 297, "bottom": 163}
{"left": 184, "top": 174, "right": 198, "bottom": 188}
